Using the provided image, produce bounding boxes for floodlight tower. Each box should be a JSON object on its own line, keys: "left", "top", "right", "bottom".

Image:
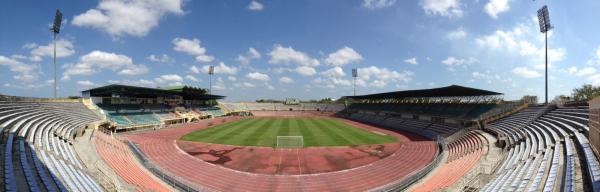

{"left": 208, "top": 65, "right": 214, "bottom": 94}
{"left": 51, "top": 9, "right": 63, "bottom": 98}
{"left": 352, "top": 68, "right": 358, "bottom": 96}
{"left": 537, "top": 5, "right": 552, "bottom": 105}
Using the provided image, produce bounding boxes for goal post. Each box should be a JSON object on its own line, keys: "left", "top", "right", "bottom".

{"left": 276, "top": 136, "right": 304, "bottom": 148}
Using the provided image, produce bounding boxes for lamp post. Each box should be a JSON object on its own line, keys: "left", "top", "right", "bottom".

{"left": 208, "top": 65, "right": 214, "bottom": 94}
{"left": 537, "top": 5, "right": 552, "bottom": 105}
{"left": 352, "top": 68, "right": 358, "bottom": 96}
{"left": 51, "top": 9, "right": 62, "bottom": 98}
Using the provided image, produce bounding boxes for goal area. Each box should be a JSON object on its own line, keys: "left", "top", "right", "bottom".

{"left": 276, "top": 136, "right": 304, "bottom": 148}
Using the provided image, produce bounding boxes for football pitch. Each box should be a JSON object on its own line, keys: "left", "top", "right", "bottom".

{"left": 180, "top": 117, "right": 397, "bottom": 147}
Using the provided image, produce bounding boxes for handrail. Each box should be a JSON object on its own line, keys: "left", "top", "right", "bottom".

{"left": 478, "top": 100, "right": 528, "bottom": 124}
{"left": 444, "top": 125, "right": 477, "bottom": 144}
{"left": 0, "top": 95, "right": 81, "bottom": 102}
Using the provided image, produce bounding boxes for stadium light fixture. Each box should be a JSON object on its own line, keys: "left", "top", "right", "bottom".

{"left": 51, "top": 9, "right": 62, "bottom": 98}
{"left": 537, "top": 5, "right": 552, "bottom": 105}
{"left": 352, "top": 68, "right": 358, "bottom": 96}
{"left": 208, "top": 65, "right": 214, "bottom": 94}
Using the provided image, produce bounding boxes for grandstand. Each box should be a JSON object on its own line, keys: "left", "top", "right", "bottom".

{"left": 1, "top": 84, "right": 600, "bottom": 191}
{"left": 82, "top": 84, "right": 226, "bottom": 131}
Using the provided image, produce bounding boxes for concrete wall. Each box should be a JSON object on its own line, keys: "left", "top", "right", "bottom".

{"left": 589, "top": 97, "right": 600, "bottom": 157}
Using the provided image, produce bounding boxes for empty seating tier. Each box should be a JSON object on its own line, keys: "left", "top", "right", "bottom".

{"left": 94, "top": 131, "right": 170, "bottom": 191}
{"left": 0, "top": 101, "right": 102, "bottom": 192}
{"left": 411, "top": 131, "right": 488, "bottom": 191}
{"left": 482, "top": 105, "right": 600, "bottom": 192}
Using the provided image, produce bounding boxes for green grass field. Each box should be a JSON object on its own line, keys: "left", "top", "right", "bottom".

{"left": 180, "top": 117, "right": 397, "bottom": 147}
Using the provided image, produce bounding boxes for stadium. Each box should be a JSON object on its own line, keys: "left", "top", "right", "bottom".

{"left": 3, "top": 1, "right": 600, "bottom": 192}
{"left": 1, "top": 83, "right": 600, "bottom": 192}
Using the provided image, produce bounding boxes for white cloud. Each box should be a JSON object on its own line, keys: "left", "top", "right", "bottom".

{"left": 247, "top": 1, "right": 264, "bottom": 11}
{"left": 200, "top": 62, "right": 238, "bottom": 75}
{"left": 190, "top": 65, "right": 200, "bottom": 74}
{"left": 72, "top": 0, "right": 184, "bottom": 37}
{"left": 566, "top": 66, "right": 578, "bottom": 75}
{"left": 268, "top": 45, "right": 319, "bottom": 67}
{"left": 212, "top": 77, "right": 226, "bottom": 91}
{"left": 578, "top": 67, "right": 596, "bottom": 76}
{"left": 62, "top": 50, "right": 148, "bottom": 80}
{"left": 484, "top": 0, "right": 510, "bottom": 19}
{"left": 279, "top": 76, "right": 294, "bottom": 84}
{"left": 588, "top": 74, "right": 600, "bottom": 86}
{"left": 512, "top": 67, "right": 542, "bottom": 78}
{"left": 0, "top": 56, "right": 39, "bottom": 82}
{"left": 235, "top": 82, "right": 256, "bottom": 88}
{"left": 587, "top": 46, "right": 600, "bottom": 66}
{"left": 155, "top": 74, "right": 183, "bottom": 84}
{"left": 567, "top": 66, "right": 596, "bottom": 77}
{"left": 172, "top": 37, "right": 214, "bottom": 63}
{"left": 237, "top": 47, "right": 261, "bottom": 66}
{"left": 228, "top": 76, "right": 237, "bottom": 81}
{"left": 419, "top": 0, "right": 463, "bottom": 17}
{"left": 475, "top": 21, "right": 566, "bottom": 69}
{"left": 355, "top": 66, "right": 413, "bottom": 87}
{"left": 442, "top": 56, "right": 477, "bottom": 71}
{"left": 325, "top": 47, "right": 363, "bottom": 66}
{"left": 246, "top": 72, "right": 270, "bottom": 81}
{"left": 362, "top": 0, "right": 396, "bottom": 9}
{"left": 404, "top": 57, "right": 418, "bottom": 65}
{"left": 370, "top": 80, "right": 386, "bottom": 88}
{"left": 295, "top": 66, "right": 317, "bottom": 76}
{"left": 321, "top": 67, "right": 346, "bottom": 78}
{"left": 442, "top": 57, "right": 477, "bottom": 66}
{"left": 471, "top": 71, "right": 501, "bottom": 84}
{"left": 27, "top": 39, "right": 75, "bottom": 60}
{"left": 447, "top": 28, "right": 467, "bottom": 40}
{"left": 148, "top": 54, "right": 175, "bottom": 63}
{"left": 77, "top": 80, "right": 95, "bottom": 87}
{"left": 185, "top": 75, "right": 199, "bottom": 82}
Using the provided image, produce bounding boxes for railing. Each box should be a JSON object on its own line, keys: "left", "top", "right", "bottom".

{"left": 445, "top": 125, "right": 477, "bottom": 144}
{"left": 125, "top": 139, "right": 213, "bottom": 192}
{"left": 478, "top": 100, "right": 528, "bottom": 124}
{"left": 371, "top": 139, "right": 445, "bottom": 192}
{"left": 0, "top": 95, "right": 81, "bottom": 102}
{"left": 516, "top": 104, "right": 555, "bottom": 133}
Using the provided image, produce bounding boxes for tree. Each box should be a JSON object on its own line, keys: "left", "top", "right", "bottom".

{"left": 521, "top": 95, "right": 538, "bottom": 104}
{"left": 572, "top": 84, "right": 600, "bottom": 101}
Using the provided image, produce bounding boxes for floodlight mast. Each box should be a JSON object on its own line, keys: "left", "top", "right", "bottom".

{"left": 352, "top": 68, "right": 358, "bottom": 96}
{"left": 208, "top": 65, "right": 214, "bottom": 94}
{"left": 51, "top": 9, "right": 62, "bottom": 98}
{"left": 537, "top": 5, "right": 552, "bottom": 105}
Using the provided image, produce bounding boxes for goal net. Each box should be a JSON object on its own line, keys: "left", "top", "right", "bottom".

{"left": 276, "top": 136, "right": 304, "bottom": 148}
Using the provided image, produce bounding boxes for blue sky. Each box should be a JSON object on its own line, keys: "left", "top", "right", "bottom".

{"left": 1, "top": 0, "right": 600, "bottom": 102}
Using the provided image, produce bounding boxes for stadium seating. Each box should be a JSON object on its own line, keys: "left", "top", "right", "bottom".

{"left": 94, "top": 130, "right": 170, "bottom": 191}
{"left": 0, "top": 101, "right": 103, "bottom": 191}
{"left": 233, "top": 102, "right": 346, "bottom": 112}
{"left": 344, "top": 113, "right": 459, "bottom": 138}
{"left": 347, "top": 103, "right": 496, "bottom": 119}
{"left": 482, "top": 105, "right": 600, "bottom": 192}
{"left": 411, "top": 131, "right": 487, "bottom": 191}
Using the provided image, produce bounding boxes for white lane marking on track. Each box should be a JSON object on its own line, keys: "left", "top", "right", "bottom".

{"left": 277, "top": 149, "right": 283, "bottom": 174}
{"left": 297, "top": 148, "right": 302, "bottom": 174}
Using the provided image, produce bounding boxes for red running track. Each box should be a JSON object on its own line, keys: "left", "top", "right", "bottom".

{"left": 125, "top": 117, "right": 438, "bottom": 191}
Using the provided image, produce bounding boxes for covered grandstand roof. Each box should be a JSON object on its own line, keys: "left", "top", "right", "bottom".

{"left": 82, "top": 84, "right": 225, "bottom": 99}
{"left": 346, "top": 85, "right": 501, "bottom": 100}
